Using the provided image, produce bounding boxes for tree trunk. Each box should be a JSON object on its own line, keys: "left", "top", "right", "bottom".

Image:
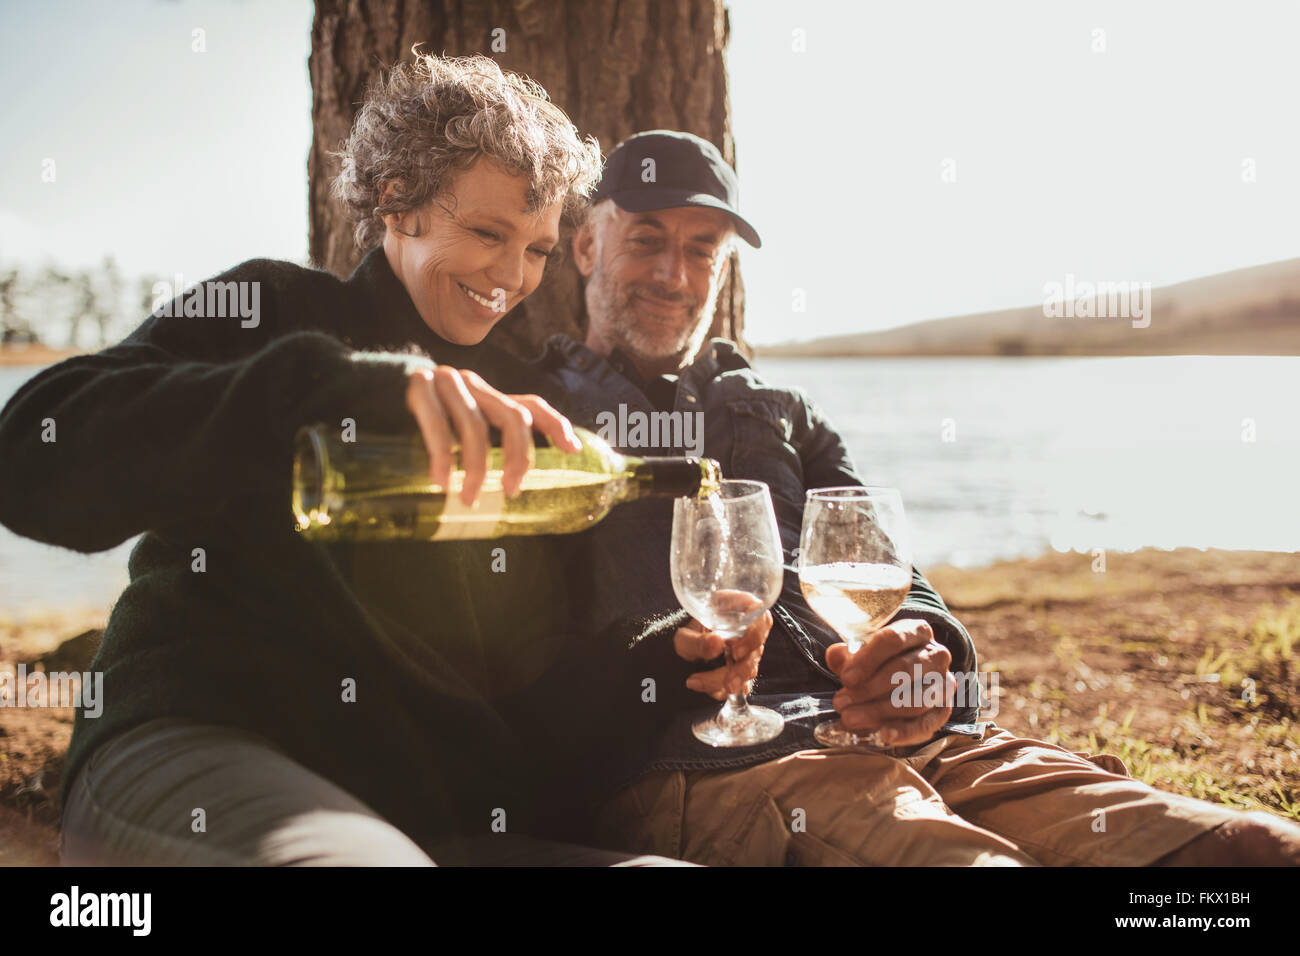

{"left": 308, "top": 0, "right": 747, "bottom": 362}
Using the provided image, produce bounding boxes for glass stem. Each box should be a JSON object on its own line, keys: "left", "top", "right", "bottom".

{"left": 722, "top": 693, "right": 750, "bottom": 720}
{"left": 720, "top": 640, "right": 750, "bottom": 722}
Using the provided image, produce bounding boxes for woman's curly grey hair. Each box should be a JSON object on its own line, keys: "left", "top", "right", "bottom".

{"left": 331, "top": 51, "right": 603, "bottom": 251}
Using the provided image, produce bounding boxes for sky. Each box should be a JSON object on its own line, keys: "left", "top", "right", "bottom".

{"left": 2, "top": 0, "right": 1298, "bottom": 345}
{"left": 0, "top": 1, "right": 315, "bottom": 282}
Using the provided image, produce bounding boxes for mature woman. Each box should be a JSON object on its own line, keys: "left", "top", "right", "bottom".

{"left": 0, "top": 54, "right": 639, "bottom": 865}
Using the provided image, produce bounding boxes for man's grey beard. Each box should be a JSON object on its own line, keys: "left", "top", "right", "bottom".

{"left": 587, "top": 270, "right": 711, "bottom": 365}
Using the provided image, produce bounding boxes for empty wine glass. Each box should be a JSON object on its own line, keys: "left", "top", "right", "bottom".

{"left": 798, "top": 486, "right": 912, "bottom": 748}
{"left": 670, "top": 480, "right": 786, "bottom": 747}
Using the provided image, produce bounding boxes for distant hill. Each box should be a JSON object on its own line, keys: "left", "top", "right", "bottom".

{"left": 758, "top": 258, "right": 1300, "bottom": 357}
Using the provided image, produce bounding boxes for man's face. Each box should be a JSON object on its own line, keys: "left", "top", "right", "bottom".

{"left": 574, "top": 202, "right": 733, "bottom": 372}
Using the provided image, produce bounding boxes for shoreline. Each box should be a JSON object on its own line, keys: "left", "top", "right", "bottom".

{"left": 0, "top": 346, "right": 88, "bottom": 367}
{"left": 2, "top": 545, "right": 1297, "bottom": 633}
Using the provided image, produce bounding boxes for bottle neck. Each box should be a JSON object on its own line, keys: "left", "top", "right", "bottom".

{"left": 626, "top": 456, "right": 721, "bottom": 500}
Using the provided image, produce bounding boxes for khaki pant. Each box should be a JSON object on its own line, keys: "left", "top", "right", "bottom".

{"left": 593, "top": 722, "right": 1250, "bottom": 866}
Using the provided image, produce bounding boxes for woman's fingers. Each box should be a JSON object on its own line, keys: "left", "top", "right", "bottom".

{"left": 459, "top": 371, "right": 534, "bottom": 497}
{"left": 405, "top": 365, "right": 583, "bottom": 507}
{"left": 405, "top": 368, "right": 455, "bottom": 490}
{"left": 455, "top": 373, "right": 583, "bottom": 500}
{"left": 513, "top": 394, "right": 582, "bottom": 453}
{"left": 430, "top": 366, "right": 490, "bottom": 506}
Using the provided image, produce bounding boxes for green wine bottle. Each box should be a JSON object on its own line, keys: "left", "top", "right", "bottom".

{"left": 292, "top": 423, "right": 721, "bottom": 541}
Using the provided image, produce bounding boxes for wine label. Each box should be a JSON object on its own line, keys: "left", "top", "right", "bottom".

{"left": 429, "top": 486, "right": 507, "bottom": 541}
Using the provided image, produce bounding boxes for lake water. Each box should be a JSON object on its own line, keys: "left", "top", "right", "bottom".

{"left": 758, "top": 355, "right": 1300, "bottom": 569}
{"left": 1, "top": 356, "right": 1297, "bottom": 616}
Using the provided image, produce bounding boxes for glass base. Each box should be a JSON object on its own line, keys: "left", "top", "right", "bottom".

{"left": 813, "top": 719, "right": 889, "bottom": 749}
{"left": 692, "top": 704, "right": 785, "bottom": 747}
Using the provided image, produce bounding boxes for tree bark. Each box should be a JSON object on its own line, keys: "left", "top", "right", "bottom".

{"left": 308, "top": 0, "right": 747, "bottom": 361}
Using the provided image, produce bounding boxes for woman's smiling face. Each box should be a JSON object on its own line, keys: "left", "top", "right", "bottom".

{"left": 382, "top": 157, "right": 563, "bottom": 345}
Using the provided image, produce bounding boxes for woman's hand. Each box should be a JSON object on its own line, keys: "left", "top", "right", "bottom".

{"left": 405, "top": 366, "right": 581, "bottom": 506}
{"left": 675, "top": 603, "right": 774, "bottom": 699}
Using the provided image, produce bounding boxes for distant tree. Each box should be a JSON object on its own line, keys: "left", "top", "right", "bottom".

{"left": 0, "top": 263, "right": 160, "bottom": 350}
{"left": 67, "top": 270, "right": 98, "bottom": 349}
{"left": 32, "top": 266, "right": 73, "bottom": 347}
{"left": 137, "top": 275, "right": 159, "bottom": 318}
{"left": 0, "top": 267, "right": 37, "bottom": 346}
{"left": 96, "top": 255, "right": 124, "bottom": 345}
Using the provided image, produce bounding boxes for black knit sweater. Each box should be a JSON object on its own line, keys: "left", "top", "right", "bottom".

{"left": 0, "top": 247, "right": 655, "bottom": 848}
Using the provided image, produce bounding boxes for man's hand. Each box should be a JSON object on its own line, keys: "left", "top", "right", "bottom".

{"left": 405, "top": 366, "right": 581, "bottom": 506}
{"left": 826, "top": 618, "right": 954, "bottom": 747}
{"left": 673, "top": 604, "right": 773, "bottom": 700}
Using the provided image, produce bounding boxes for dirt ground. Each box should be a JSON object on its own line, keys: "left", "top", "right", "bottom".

{"left": 926, "top": 548, "right": 1300, "bottom": 818}
{"left": 0, "top": 609, "right": 99, "bottom": 865}
{"left": 2, "top": 547, "right": 1297, "bottom": 866}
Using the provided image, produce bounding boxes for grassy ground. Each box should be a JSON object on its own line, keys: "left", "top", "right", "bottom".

{"left": 1, "top": 546, "right": 1297, "bottom": 865}
{"left": 926, "top": 547, "right": 1300, "bottom": 820}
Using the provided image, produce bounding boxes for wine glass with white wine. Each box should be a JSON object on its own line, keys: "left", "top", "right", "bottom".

{"left": 670, "top": 480, "right": 786, "bottom": 747}
{"left": 798, "top": 486, "right": 913, "bottom": 748}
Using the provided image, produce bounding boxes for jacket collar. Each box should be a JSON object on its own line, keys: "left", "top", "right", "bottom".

{"left": 540, "top": 334, "right": 752, "bottom": 383}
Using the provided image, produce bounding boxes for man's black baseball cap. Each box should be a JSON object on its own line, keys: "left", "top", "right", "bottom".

{"left": 591, "top": 130, "right": 762, "bottom": 248}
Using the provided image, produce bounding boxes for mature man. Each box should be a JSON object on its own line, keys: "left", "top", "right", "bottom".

{"left": 531, "top": 130, "right": 1300, "bottom": 866}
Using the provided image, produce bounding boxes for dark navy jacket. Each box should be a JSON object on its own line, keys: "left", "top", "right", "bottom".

{"left": 530, "top": 334, "right": 989, "bottom": 801}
